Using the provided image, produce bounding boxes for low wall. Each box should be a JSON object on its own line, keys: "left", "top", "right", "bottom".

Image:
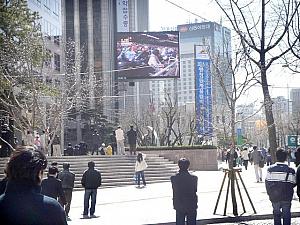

{"left": 140, "top": 149, "right": 218, "bottom": 171}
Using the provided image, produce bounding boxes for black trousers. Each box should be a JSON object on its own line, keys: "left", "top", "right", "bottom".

{"left": 59, "top": 189, "right": 73, "bottom": 216}
{"left": 176, "top": 210, "right": 197, "bottom": 225}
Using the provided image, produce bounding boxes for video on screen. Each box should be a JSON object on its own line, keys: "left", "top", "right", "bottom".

{"left": 116, "top": 31, "right": 179, "bottom": 79}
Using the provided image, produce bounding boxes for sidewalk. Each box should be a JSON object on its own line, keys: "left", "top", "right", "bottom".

{"left": 67, "top": 162, "right": 300, "bottom": 225}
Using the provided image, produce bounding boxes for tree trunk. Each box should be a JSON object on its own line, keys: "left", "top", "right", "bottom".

{"left": 261, "top": 70, "right": 277, "bottom": 162}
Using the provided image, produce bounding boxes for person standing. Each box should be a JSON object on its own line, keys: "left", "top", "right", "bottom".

{"left": 52, "top": 135, "right": 61, "bottom": 156}
{"left": 41, "top": 166, "right": 66, "bottom": 206}
{"left": 250, "top": 146, "right": 264, "bottom": 182}
{"left": 135, "top": 152, "right": 147, "bottom": 188}
{"left": 115, "top": 125, "right": 125, "bottom": 155}
{"left": 58, "top": 163, "right": 75, "bottom": 219}
{"left": 127, "top": 125, "right": 137, "bottom": 155}
{"left": 265, "top": 149, "right": 296, "bottom": 225}
{"left": 0, "top": 146, "right": 67, "bottom": 225}
{"left": 171, "top": 158, "right": 198, "bottom": 225}
{"left": 40, "top": 130, "right": 47, "bottom": 154}
{"left": 65, "top": 143, "right": 74, "bottom": 156}
{"left": 110, "top": 131, "right": 117, "bottom": 155}
{"left": 297, "top": 160, "right": 300, "bottom": 206}
{"left": 241, "top": 147, "right": 249, "bottom": 170}
{"left": 81, "top": 161, "right": 102, "bottom": 218}
{"left": 295, "top": 146, "right": 300, "bottom": 167}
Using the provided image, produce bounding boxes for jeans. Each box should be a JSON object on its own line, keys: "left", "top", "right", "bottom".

{"left": 272, "top": 201, "right": 292, "bottom": 225}
{"left": 83, "top": 189, "right": 97, "bottom": 216}
{"left": 176, "top": 210, "right": 197, "bottom": 225}
{"left": 136, "top": 171, "right": 146, "bottom": 186}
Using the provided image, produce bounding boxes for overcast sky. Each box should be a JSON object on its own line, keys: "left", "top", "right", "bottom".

{"left": 148, "top": 0, "right": 300, "bottom": 105}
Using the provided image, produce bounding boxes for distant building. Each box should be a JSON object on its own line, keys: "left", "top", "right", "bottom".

{"left": 150, "top": 22, "right": 232, "bottom": 141}
{"left": 61, "top": 0, "right": 150, "bottom": 144}
{"left": 291, "top": 88, "right": 300, "bottom": 125}
{"left": 28, "top": 0, "right": 61, "bottom": 74}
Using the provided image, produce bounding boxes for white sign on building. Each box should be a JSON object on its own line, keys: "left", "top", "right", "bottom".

{"left": 116, "top": 0, "right": 129, "bottom": 32}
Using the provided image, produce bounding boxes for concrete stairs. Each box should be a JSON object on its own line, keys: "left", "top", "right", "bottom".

{"left": 0, "top": 154, "right": 178, "bottom": 190}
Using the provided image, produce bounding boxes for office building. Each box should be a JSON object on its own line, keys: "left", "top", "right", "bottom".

{"left": 150, "top": 22, "right": 232, "bottom": 140}
{"left": 62, "top": 0, "right": 150, "bottom": 144}
{"left": 291, "top": 88, "right": 300, "bottom": 125}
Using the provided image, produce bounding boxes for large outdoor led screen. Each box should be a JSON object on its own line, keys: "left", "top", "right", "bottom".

{"left": 116, "top": 31, "right": 180, "bottom": 80}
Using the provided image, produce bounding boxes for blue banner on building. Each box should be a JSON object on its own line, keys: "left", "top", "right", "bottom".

{"left": 195, "top": 45, "right": 213, "bottom": 137}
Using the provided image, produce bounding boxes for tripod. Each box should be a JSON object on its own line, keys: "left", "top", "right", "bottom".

{"left": 213, "top": 168, "right": 256, "bottom": 216}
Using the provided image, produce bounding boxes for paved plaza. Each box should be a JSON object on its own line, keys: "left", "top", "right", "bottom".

{"left": 67, "top": 162, "right": 300, "bottom": 225}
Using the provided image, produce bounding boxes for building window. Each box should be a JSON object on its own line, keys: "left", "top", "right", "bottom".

{"left": 44, "top": 49, "right": 51, "bottom": 67}
{"left": 54, "top": 36, "right": 60, "bottom": 45}
{"left": 54, "top": 53, "right": 60, "bottom": 71}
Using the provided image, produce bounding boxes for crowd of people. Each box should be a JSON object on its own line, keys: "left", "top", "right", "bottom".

{"left": 0, "top": 144, "right": 300, "bottom": 225}
{"left": 0, "top": 145, "right": 149, "bottom": 223}
{"left": 21, "top": 125, "right": 139, "bottom": 157}
{"left": 117, "top": 41, "right": 179, "bottom": 77}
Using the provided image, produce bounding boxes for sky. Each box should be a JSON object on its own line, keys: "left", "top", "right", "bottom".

{"left": 148, "top": 0, "right": 300, "bottom": 105}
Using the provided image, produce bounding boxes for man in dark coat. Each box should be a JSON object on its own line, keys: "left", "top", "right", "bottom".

{"left": 265, "top": 149, "right": 296, "bottom": 225}
{"left": 41, "top": 166, "right": 66, "bottom": 206}
{"left": 81, "top": 161, "right": 102, "bottom": 218}
{"left": 0, "top": 146, "right": 67, "bottom": 225}
{"left": 171, "top": 158, "right": 198, "bottom": 225}
{"left": 58, "top": 163, "right": 75, "bottom": 218}
{"left": 127, "top": 125, "right": 137, "bottom": 155}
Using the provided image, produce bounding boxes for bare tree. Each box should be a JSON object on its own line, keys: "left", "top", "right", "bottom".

{"left": 215, "top": 0, "right": 300, "bottom": 161}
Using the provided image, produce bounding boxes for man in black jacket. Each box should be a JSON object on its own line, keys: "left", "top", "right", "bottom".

{"left": 81, "top": 161, "right": 102, "bottom": 218}
{"left": 127, "top": 125, "right": 137, "bottom": 155}
{"left": 171, "top": 158, "right": 198, "bottom": 225}
{"left": 58, "top": 163, "right": 75, "bottom": 218}
{"left": 41, "top": 166, "right": 66, "bottom": 206}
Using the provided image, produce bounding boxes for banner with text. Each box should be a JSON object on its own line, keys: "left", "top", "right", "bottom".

{"left": 195, "top": 45, "right": 213, "bottom": 137}
{"left": 116, "top": 0, "right": 129, "bottom": 32}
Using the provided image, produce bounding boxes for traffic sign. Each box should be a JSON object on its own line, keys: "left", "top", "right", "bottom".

{"left": 287, "top": 135, "right": 298, "bottom": 147}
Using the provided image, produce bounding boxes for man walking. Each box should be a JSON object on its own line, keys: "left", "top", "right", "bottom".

{"left": 115, "top": 125, "right": 125, "bottom": 155}
{"left": 127, "top": 125, "right": 137, "bottom": 155}
{"left": 81, "top": 161, "right": 102, "bottom": 218}
{"left": 171, "top": 158, "right": 198, "bottom": 225}
{"left": 58, "top": 163, "right": 75, "bottom": 219}
{"left": 41, "top": 166, "right": 66, "bottom": 205}
{"left": 250, "top": 146, "right": 264, "bottom": 182}
{"left": 265, "top": 149, "right": 296, "bottom": 225}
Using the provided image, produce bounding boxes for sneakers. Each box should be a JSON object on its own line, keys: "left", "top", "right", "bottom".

{"left": 90, "top": 214, "right": 97, "bottom": 218}
{"left": 82, "top": 214, "right": 89, "bottom": 219}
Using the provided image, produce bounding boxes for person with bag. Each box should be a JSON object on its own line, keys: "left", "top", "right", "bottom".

{"left": 265, "top": 149, "right": 296, "bottom": 225}
{"left": 250, "top": 146, "right": 264, "bottom": 182}
{"left": 134, "top": 152, "right": 147, "bottom": 188}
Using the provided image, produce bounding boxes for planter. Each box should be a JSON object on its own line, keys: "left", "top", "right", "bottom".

{"left": 139, "top": 148, "right": 218, "bottom": 171}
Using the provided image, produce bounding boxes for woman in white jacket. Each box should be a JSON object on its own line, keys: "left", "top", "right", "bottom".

{"left": 135, "top": 152, "right": 147, "bottom": 188}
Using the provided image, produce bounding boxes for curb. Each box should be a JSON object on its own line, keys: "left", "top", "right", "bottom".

{"left": 151, "top": 212, "right": 300, "bottom": 225}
